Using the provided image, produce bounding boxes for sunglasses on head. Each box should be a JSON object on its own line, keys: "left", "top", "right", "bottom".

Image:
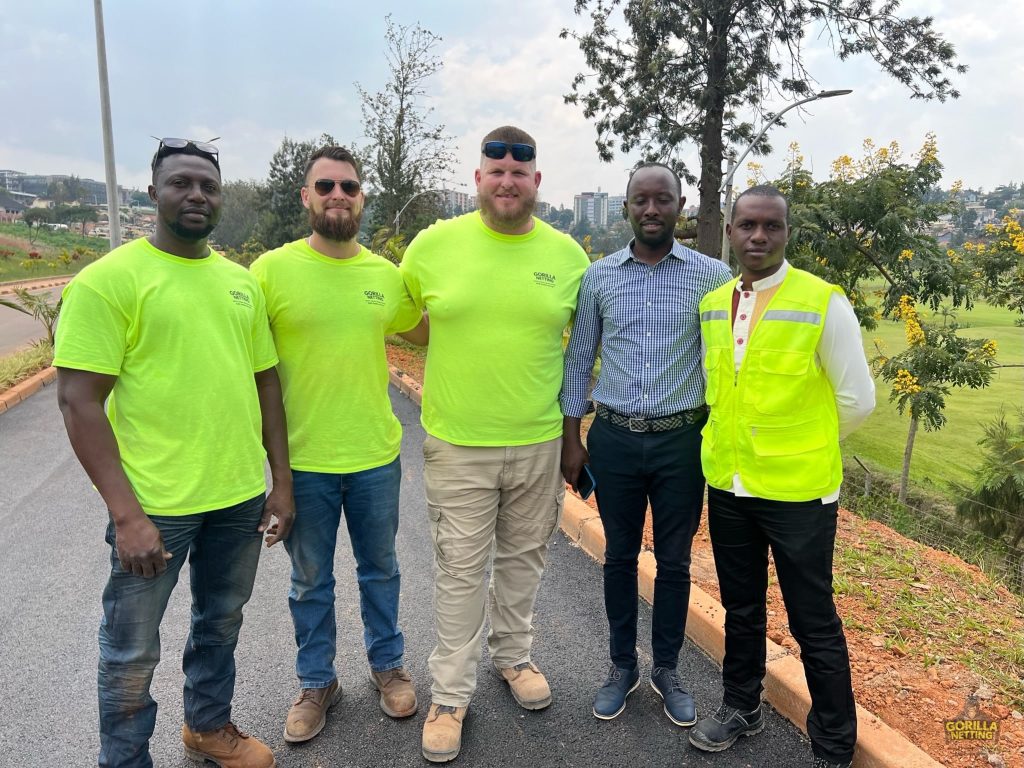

{"left": 482, "top": 141, "right": 536, "bottom": 162}
{"left": 152, "top": 136, "right": 220, "bottom": 168}
{"left": 312, "top": 179, "right": 362, "bottom": 197}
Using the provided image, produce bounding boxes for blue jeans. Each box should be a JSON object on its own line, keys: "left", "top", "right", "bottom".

{"left": 286, "top": 458, "right": 405, "bottom": 687}
{"left": 97, "top": 494, "right": 265, "bottom": 768}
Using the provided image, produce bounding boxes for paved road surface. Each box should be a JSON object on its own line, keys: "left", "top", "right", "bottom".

{"left": 0, "top": 286, "right": 62, "bottom": 355}
{"left": 0, "top": 387, "right": 810, "bottom": 767}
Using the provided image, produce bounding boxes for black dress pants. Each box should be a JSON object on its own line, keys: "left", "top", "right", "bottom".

{"left": 587, "top": 415, "right": 705, "bottom": 671}
{"left": 707, "top": 486, "right": 857, "bottom": 764}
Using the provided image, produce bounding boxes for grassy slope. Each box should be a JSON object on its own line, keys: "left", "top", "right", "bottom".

{"left": 0, "top": 223, "right": 104, "bottom": 281}
{"left": 841, "top": 295, "right": 1023, "bottom": 491}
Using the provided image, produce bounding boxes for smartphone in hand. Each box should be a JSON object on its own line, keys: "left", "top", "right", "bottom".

{"left": 577, "top": 464, "right": 597, "bottom": 500}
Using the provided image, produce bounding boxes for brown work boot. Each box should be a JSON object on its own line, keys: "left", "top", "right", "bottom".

{"left": 421, "top": 703, "right": 467, "bottom": 763}
{"left": 369, "top": 667, "right": 418, "bottom": 718}
{"left": 283, "top": 680, "right": 342, "bottom": 743}
{"left": 496, "top": 661, "right": 552, "bottom": 710}
{"left": 181, "top": 722, "right": 275, "bottom": 767}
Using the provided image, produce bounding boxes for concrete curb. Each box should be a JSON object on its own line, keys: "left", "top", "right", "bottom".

{"left": 0, "top": 276, "right": 73, "bottom": 295}
{"left": 558, "top": 486, "right": 942, "bottom": 768}
{"left": 0, "top": 365, "right": 56, "bottom": 415}
{"left": 386, "top": 362, "right": 943, "bottom": 768}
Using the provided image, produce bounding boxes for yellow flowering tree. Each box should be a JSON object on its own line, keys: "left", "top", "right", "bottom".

{"left": 872, "top": 296, "right": 999, "bottom": 503}
{"left": 781, "top": 135, "right": 973, "bottom": 329}
{"left": 964, "top": 211, "right": 1024, "bottom": 314}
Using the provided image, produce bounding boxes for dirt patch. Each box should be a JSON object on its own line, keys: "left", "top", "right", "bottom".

{"left": 385, "top": 339, "right": 426, "bottom": 383}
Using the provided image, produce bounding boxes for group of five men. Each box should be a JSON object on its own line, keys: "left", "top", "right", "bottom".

{"left": 53, "top": 124, "right": 873, "bottom": 768}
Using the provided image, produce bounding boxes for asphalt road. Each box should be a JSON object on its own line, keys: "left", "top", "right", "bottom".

{"left": 0, "top": 286, "right": 62, "bottom": 355}
{"left": 0, "top": 386, "right": 810, "bottom": 767}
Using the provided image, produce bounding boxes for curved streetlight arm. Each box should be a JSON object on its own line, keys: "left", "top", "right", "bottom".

{"left": 719, "top": 89, "right": 853, "bottom": 194}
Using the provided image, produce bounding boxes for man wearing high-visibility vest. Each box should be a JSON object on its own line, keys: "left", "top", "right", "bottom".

{"left": 689, "top": 185, "right": 874, "bottom": 768}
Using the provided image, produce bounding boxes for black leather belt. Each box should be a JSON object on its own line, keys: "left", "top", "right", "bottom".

{"left": 595, "top": 403, "right": 708, "bottom": 433}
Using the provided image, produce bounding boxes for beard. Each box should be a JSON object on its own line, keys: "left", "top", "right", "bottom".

{"left": 168, "top": 217, "right": 216, "bottom": 241}
{"left": 478, "top": 189, "right": 536, "bottom": 231}
{"left": 310, "top": 204, "right": 362, "bottom": 242}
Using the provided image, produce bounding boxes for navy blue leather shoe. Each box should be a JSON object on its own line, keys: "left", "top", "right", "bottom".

{"left": 592, "top": 664, "right": 640, "bottom": 720}
{"left": 650, "top": 666, "right": 696, "bottom": 726}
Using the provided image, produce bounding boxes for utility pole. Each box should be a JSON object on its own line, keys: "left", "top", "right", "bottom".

{"left": 93, "top": 0, "right": 122, "bottom": 249}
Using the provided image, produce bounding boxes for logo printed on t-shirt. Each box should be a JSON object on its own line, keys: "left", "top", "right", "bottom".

{"left": 364, "top": 289, "right": 385, "bottom": 306}
{"left": 533, "top": 271, "right": 556, "bottom": 287}
{"left": 229, "top": 289, "right": 253, "bottom": 308}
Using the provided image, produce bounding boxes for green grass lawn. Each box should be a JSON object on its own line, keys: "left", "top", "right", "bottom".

{"left": 0, "top": 223, "right": 106, "bottom": 282}
{"left": 842, "top": 293, "right": 1023, "bottom": 492}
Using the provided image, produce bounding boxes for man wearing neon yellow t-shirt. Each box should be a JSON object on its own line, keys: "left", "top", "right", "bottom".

{"left": 251, "top": 146, "right": 427, "bottom": 745}
{"left": 400, "top": 126, "right": 590, "bottom": 763}
{"left": 55, "top": 141, "right": 291, "bottom": 768}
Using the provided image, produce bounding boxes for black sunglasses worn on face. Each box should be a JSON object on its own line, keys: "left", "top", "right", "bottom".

{"left": 312, "top": 179, "right": 362, "bottom": 197}
{"left": 482, "top": 141, "right": 536, "bottom": 162}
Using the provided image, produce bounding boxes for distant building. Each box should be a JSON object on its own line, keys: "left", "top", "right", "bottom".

{"left": 1, "top": 170, "right": 129, "bottom": 205}
{"left": 0, "top": 191, "right": 26, "bottom": 222}
{"left": 535, "top": 200, "right": 551, "bottom": 220}
{"left": 439, "top": 188, "right": 477, "bottom": 216}
{"left": 607, "top": 194, "right": 626, "bottom": 221}
{"left": 574, "top": 190, "right": 609, "bottom": 228}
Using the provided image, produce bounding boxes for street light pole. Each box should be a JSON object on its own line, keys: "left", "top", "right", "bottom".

{"left": 718, "top": 88, "right": 852, "bottom": 266}
{"left": 393, "top": 182, "right": 467, "bottom": 235}
{"left": 93, "top": 0, "right": 122, "bottom": 250}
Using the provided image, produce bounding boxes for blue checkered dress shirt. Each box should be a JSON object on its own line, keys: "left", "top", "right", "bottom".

{"left": 560, "top": 240, "right": 733, "bottom": 419}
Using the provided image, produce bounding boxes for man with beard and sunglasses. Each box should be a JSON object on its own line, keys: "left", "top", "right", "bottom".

{"left": 399, "top": 126, "right": 589, "bottom": 763}
{"left": 561, "top": 163, "right": 731, "bottom": 728}
{"left": 250, "top": 145, "right": 427, "bottom": 744}
{"left": 55, "top": 140, "right": 292, "bottom": 768}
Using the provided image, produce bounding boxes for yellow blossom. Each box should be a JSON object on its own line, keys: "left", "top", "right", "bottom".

{"left": 899, "top": 249, "right": 914, "bottom": 262}
{"left": 982, "top": 339, "right": 998, "bottom": 357}
{"left": 893, "top": 369, "right": 923, "bottom": 395}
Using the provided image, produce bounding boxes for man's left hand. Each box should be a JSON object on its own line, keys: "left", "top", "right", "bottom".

{"left": 259, "top": 483, "right": 295, "bottom": 547}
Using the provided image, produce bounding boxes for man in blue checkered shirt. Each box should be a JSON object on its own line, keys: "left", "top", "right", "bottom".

{"left": 560, "top": 162, "right": 732, "bottom": 727}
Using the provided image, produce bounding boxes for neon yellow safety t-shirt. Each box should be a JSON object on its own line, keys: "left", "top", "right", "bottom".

{"left": 54, "top": 237, "right": 278, "bottom": 516}
{"left": 400, "top": 212, "right": 589, "bottom": 446}
{"left": 251, "top": 240, "right": 422, "bottom": 473}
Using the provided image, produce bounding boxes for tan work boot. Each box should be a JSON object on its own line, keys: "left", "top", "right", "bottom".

{"left": 421, "top": 703, "right": 467, "bottom": 763}
{"left": 181, "top": 722, "right": 275, "bottom": 767}
{"left": 496, "top": 661, "right": 552, "bottom": 710}
{"left": 283, "top": 680, "right": 342, "bottom": 743}
{"left": 369, "top": 667, "right": 418, "bottom": 718}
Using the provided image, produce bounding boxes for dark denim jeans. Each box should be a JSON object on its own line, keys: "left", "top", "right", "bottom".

{"left": 285, "top": 458, "right": 404, "bottom": 687}
{"left": 708, "top": 487, "right": 857, "bottom": 764}
{"left": 587, "top": 415, "right": 705, "bottom": 671}
{"left": 97, "top": 493, "right": 265, "bottom": 768}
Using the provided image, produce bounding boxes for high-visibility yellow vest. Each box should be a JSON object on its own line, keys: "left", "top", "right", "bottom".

{"left": 698, "top": 267, "right": 843, "bottom": 501}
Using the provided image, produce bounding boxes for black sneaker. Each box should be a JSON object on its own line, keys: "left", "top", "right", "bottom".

{"left": 688, "top": 703, "right": 765, "bottom": 752}
{"left": 592, "top": 664, "right": 640, "bottom": 720}
{"left": 812, "top": 758, "right": 852, "bottom": 768}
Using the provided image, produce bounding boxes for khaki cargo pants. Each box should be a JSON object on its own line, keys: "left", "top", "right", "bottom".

{"left": 423, "top": 434, "right": 564, "bottom": 707}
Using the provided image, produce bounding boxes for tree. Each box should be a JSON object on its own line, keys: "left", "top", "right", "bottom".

{"left": 0, "top": 288, "right": 62, "bottom": 346}
{"left": 356, "top": 16, "right": 455, "bottom": 238}
{"left": 562, "top": 0, "right": 965, "bottom": 257}
{"left": 964, "top": 211, "right": 1024, "bottom": 314}
{"left": 22, "top": 208, "right": 53, "bottom": 244}
{"left": 779, "top": 135, "right": 970, "bottom": 327}
{"left": 257, "top": 133, "right": 337, "bottom": 249}
{"left": 953, "top": 409, "right": 1024, "bottom": 585}
{"left": 871, "top": 296, "right": 998, "bottom": 503}
{"left": 217, "top": 179, "right": 268, "bottom": 251}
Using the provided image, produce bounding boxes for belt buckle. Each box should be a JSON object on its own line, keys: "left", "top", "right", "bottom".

{"left": 628, "top": 417, "right": 646, "bottom": 433}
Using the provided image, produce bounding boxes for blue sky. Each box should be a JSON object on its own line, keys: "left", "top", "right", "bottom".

{"left": 1, "top": 0, "right": 1019, "bottom": 209}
